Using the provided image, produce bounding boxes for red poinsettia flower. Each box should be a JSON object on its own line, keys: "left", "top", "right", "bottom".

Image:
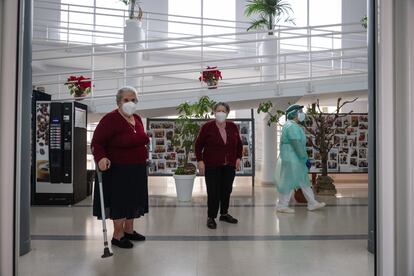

{"left": 77, "top": 76, "right": 92, "bottom": 90}
{"left": 64, "top": 75, "right": 92, "bottom": 97}
{"left": 199, "top": 66, "right": 222, "bottom": 83}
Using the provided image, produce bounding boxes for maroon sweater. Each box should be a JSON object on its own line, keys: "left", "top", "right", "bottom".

{"left": 91, "top": 110, "right": 149, "bottom": 165}
{"left": 195, "top": 120, "right": 243, "bottom": 168}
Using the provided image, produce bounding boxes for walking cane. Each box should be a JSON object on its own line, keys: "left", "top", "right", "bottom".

{"left": 95, "top": 165, "right": 113, "bottom": 258}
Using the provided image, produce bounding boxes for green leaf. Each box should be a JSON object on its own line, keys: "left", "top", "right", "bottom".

{"left": 245, "top": 0, "right": 295, "bottom": 31}
{"left": 247, "top": 18, "right": 269, "bottom": 31}
{"left": 257, "top": 101, "right": 273, "bottom": 113}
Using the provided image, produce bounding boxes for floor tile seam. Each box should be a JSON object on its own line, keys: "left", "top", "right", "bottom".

{"left": 32, "top": 204, "right": 369, "bottom": 208}
{"left": 30, "top": 234, "right": 369, "bottom": 241}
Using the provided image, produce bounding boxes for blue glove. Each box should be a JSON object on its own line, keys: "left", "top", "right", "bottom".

{"left": 306, "top": 159, "right": 312, "bottom": 170}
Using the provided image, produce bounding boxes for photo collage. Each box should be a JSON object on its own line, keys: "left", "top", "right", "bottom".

{"left": 306, "top": 114, "right": 369, "bottom": 173}
{"left": 147, "top": 120, "right": 254, "bottom": 175}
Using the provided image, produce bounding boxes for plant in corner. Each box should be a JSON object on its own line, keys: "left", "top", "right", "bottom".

{"left": 258, "top": 97, "right": 358, "bottom": 196}
{"left": 199, "top": 66, "right": 222, "bottom": 89}
{"left": 170, "top": 96, "right": 216, "bottom": 201}
{"left": 245, "top": 0, "right": 295, "bottom": 35}
{"left": 120, "top": 0, "right": 143, "bottom": 20}
{"left": 65, "top": 75, "right": 92, "bottom": 98}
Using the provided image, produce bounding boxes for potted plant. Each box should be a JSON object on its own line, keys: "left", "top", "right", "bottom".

{"left": 120, "top": 1, "right": 145, "bottom": 87}
{"left": 245, "top": 0, "right": 294, "bottom": 35}
{"left": 171, "top": 96, "right": 216, "bottom": 201}
{"left": 120, "top": 0, "right": 143, "bottom": 20}
{"left": 245, "top": 0, "right": 295, "bottom": 82}
{"left": 65, "top": 75, "right": 92, "bottom": 98}
{"left": 258, "top": 97, "right": 358, "bottom": 196}
{"left": 199, "top": 66, "right": 222, "bottom": 89}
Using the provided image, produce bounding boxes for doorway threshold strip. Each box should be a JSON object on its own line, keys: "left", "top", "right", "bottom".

{"left": 31, "top": 234, "right": 368, "bottom": 241}
{"left": 38, "top": 203, "right": 368, "bottom": 208}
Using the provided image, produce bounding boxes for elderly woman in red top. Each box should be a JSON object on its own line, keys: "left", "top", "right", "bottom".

{"left": 195, "top": 102, "right": 243, "bottom": 229}
{"left": 91, "top": 86, "right": 149, "bottom": 249}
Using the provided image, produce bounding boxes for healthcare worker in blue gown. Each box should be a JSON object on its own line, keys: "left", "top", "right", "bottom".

{"left": 274, "top": 104, "right": 326, "bottom": 213}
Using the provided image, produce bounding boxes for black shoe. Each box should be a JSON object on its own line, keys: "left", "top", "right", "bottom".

{"left": 219, "top": 214, "right": 238, "bottom": 224}
{"left": 125, "top": 231, "right": 146, "bottom": 241}
{"left": 111, "top": 236, "right": 133, "bottom": 249}
{"left": 207, "top": 218, "right": 217, "bottom": 229}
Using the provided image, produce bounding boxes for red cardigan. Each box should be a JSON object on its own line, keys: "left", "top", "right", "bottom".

{"left": 195, "top": 120, "right": 243, "bottom": 168}
{"left": 91, "top": 110, "right": 149, "bottom": 165}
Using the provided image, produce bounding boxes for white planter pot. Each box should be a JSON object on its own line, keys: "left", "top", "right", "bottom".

{"left": 259, "top": 34, "right": 279, "bottom": 82}
{"left": 173, "top": 174, "right": 196, "bottom": 202}
{"left": 123, "top": 20, "right": 146, "bottom": 87}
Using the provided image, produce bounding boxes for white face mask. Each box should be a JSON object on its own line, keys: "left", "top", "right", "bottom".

{"left": 298, "top": 112, "right": 306, "bottom": 122}
{"left": 215, "top": 111, "right": 227, "bottom": 123}
{"left": 122, "top": 101, "right": 137, "bottom": 116}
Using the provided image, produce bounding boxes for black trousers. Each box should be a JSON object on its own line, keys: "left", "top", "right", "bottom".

{"left": 205, "top": 165, "right": 236, "bottom": 218}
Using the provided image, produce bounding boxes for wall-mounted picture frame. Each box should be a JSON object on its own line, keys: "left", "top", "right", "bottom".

{"left": 147, "top": 118, "right": 255, "bottom": 177}
{"left": 307, "top": 113, "right": 368, "bottom": 173}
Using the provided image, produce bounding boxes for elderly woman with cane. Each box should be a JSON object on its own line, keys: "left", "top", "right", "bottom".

{"left": 91, "top": 86, "right": 149, "bottom": 249}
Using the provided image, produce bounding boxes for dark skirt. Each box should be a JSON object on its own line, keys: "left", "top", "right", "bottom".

{"left": 93, "top": 163, "right": 148, "bottom": 220}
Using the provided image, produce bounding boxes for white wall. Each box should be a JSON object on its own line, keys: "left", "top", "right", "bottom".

{"left": 142, "top": 0, "right": 168, "bottom": 46}
{"left": 341, "top": 100, "right": 368, "bottom": 113}
{"left": 377, "top": 0, "right": 414, "bottom": 274}
{"left": 342, "top": 0, "right": 367, "bottom": 70}
{"left": 342, "top": 0, "right": 367, "bottom": 25}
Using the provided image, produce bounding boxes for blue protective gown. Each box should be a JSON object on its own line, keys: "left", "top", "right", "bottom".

{"left": 274, "top": 120, "right": 310, "bottom": 194}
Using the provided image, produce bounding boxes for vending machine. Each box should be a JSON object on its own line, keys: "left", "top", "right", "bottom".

{"left": 32, "top": 98, "right": 88, "bottom": 205}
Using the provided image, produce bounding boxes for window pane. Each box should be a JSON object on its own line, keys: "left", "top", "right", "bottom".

{"left": 309, "top": 0, "right": 342, "bottom": 26}
{"left": 203, "top": 0, "right": 235, "bottom": 49}
{"left": 168, "top": 0, "right": 201, "bottom": 38}
{"left": 280, "top": 0, "right": 307, "bottom": 27}
{"left": 309, "top": 0, "right": 342, "bottom": 49}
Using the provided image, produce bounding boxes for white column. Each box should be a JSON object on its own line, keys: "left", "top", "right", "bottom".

{"left": 259, "top": 97, "right": 301, "bottom": 184}
{"left": 393, "top": 0, "right": 414, "bottom": 274}
{"left": 377, "top": 0, "right": 414, "bottom": 275}
{"left": 0, "top": 0, "right": 19, "bottom": 274}
{"left": 261, "top": 117, "right": 277, "bottom": 184}
{"left": 123, "top": 20, "right": 146, "bottom": 89}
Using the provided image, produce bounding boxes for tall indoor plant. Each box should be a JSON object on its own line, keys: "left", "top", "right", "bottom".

{"left": 245, "top": 0, "right": 294, "bottom": 35}
{"left": 245, "top": 0, "right": 295, "bottom": 82}
{"left": 171, "top": 96, "right": 216, "bottom": 201}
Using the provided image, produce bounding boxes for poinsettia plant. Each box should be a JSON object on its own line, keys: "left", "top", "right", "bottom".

{"left": 199, "top": 66, "right": 222, "bottom": 84}
{"left": 65, "top": 75, "right": 92, "bottom": 97}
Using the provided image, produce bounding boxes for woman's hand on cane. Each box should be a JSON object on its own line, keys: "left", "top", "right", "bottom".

{"left": 98, "top": 157, "right": 111, "bottom": 171}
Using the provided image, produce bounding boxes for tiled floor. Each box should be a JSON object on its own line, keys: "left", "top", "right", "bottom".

{"left": 19, "top": 176, "right": 374, "bottom": 276}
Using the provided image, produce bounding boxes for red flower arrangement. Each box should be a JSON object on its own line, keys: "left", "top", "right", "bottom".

{"left": 65, "top": 75, "right": 92, "bottom": 97}
{"left": 199, "top": 66, "right": 222, "bottom": 88}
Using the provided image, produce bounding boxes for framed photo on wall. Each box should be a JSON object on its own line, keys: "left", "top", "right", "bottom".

{"left": 307, "top": 113, "right": 368, "bottom": 173}
{"left": 147, "top": 118, "right": 255, "bottom": 176}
